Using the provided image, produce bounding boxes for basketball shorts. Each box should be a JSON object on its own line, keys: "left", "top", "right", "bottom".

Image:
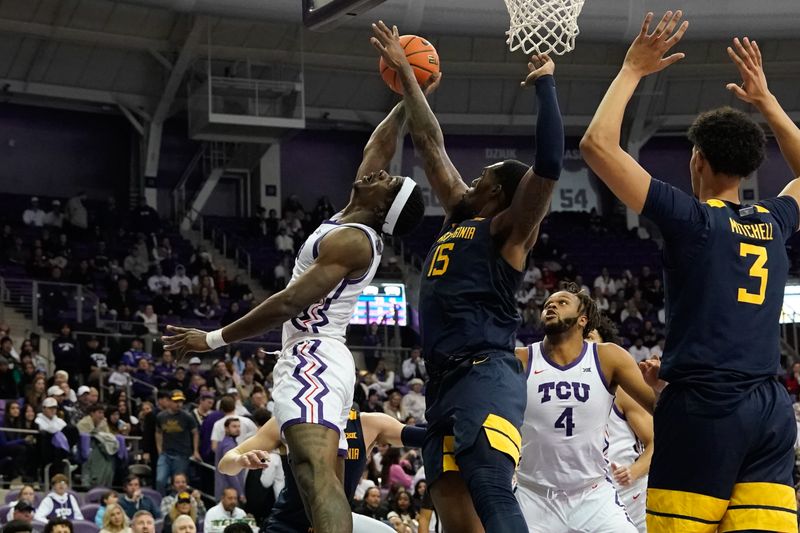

{"left": 272, "top": 337, "right": 355, "bottom": 455}
{"left": 515, "top": 477, "right": 638, "bottom": 533}
{"left": 647, "top": 378, "right": 798, "bottom": 533}
{"left": 265, "top": 512, "right": 393, "bottom": 533}
{"left": 422, "top": 352, "right": 526, "bottom": 485}
{"left": 615, "top": 477, "right": 647, "bottom": 533}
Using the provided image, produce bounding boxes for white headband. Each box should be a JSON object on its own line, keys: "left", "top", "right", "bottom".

{"left": 382, "top": 177, "right": 417, "bottom": 235}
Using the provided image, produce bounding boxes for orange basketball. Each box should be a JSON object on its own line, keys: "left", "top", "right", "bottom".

{"left": 379, "top": 35, "right": 440, "bottom": 95}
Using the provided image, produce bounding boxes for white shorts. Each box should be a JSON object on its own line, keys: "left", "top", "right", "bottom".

{"left": 352, "top": 513, "right": 395, "bottom": 533}
{"left": 614, "top": 477, "right": 647, "bottom": 533}
{"left": 272, "top": 337, "right": 355, "bottom": 454}
{"left": 516, "top": 479, "right": 638, "bottom": 533}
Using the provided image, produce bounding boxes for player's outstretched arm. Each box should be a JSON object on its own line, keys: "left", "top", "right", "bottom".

{"left": 612, "top": 389, "right": 654, "bottom": 485}
{"left": 361, "top": 412, "right": 426, "bottom": 449}
{"left": 581, "top": 11, "right": 688, "bottom": 214}
{"left": 727, "top": 37, "right": 800, "bottom": 179}
{"left": 355, "top": 101, "right": 406, "bottom": 182}
{"left": 599, "top": 343, "right": 656, "bottom": 414}
{"left": 370, "top": 21, "right": 467, "bottom": 215}
{"left": 218, "top": 418, "right": 281, "bottom": 476}
{"left": 495, "top": 54, "right": 563, "bottom": 270}
{"left": 162, "top": 228, "right": 372, "bottom": 356}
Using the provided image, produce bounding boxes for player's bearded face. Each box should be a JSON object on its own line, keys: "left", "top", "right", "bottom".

{"left": 543, "top": 313, "right": 581, "bottom": 335}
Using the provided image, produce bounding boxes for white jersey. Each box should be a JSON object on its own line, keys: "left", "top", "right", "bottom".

{"left": 519, "top": 341, "right": 615, "bottom": 490}
{"left": 281, "top": 218, "right": 382, "bottom": 348}
{"left": 607, "top": 403, "right": 644, "bottom": 469}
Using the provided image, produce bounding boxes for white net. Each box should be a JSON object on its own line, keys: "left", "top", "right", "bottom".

{"left": 504, "top": 0, "right": 586, "bottom": 56}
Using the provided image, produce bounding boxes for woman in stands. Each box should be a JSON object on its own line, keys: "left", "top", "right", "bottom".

{"left": 163, "top": 492, "right": 196, "bottom": 533}
{"left": 6, "top": 485, "right": 36, "bottom": 522}
{"left": 95, "top": 491, "right": 120, "bottom": 528}
{"left": 26, "top": 376, "right": 46, "bottom": 410}
{"left": 100, "top": 503, "right": 131, "bottom": 533}
{"left": 19, "top": 404, "right": 39, "bottom": 480}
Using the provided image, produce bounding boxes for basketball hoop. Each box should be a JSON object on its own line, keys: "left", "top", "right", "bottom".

{"left": 504, "top": 0, "right": 586, "bottom": 56}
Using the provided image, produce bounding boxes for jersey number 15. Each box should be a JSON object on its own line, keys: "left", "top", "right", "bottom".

{"left": 427, "top": 243, "right": 454, "bottom": 278}
{"left": 738, "top": 243, "right": 768, "bottom": 305}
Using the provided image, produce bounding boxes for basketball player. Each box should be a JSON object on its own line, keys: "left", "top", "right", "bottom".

{"left": 218, "top": 408, "right": 425, "bottom": 533}
{"left": 588, "top": 316, "right": 653, "bottom": 533}
{"left": 581, "top": 11, "right": 800, "bottom": 532}
{"left": 372, "top": 21, "right": 564, "bottom": 532}
{"left": 513, "top": 284, "right": 655, "bottom": 533}
{"left": 162, "top": 102, "right": 427, "bottom": 532}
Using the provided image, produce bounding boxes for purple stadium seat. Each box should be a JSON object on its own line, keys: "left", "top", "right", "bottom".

{"left": 0, "top": 504, "right": 11, "bottom": 524}
{"left": 154, "top": 519, "right": 164, "bottom": 533}
{"left": 83, "top": 487, "right": 110, "bottom": 504}
{"left": 71, "top": 520, "right": 99, "bottom": 533}
{"left": 80, "top": 504, "right": 101, "bottom": 523}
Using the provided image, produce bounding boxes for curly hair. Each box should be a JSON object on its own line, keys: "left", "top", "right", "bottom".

{"left": 687, "top": 107, "right": 766, "bottom": 177}
{"left": 558, "top": 282, "right": 600, "bottom": 337}
{"left": 591, "top": 314, "right": 621, "bottom": 344}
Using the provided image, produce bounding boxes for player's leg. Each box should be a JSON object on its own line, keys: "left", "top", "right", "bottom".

{"left": 616, "top": 479, "right": 647, "bottom": 533}
{"left": 284, "top": 423, "right": 351, "bottom": 533}
{"left": 646, "top": 387, "right": 740, "bottom": 533}
{"left": 718, "top": 379, "right": 798, "bottom": 533}
{"left": 429, "top": 472, "right": 484, "bottom": 533}
{"left": 570, "top": 481, "right": 637, "bottom": 533}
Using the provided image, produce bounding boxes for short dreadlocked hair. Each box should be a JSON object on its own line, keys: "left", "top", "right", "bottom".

{"left": 558, "top": 281, "right": 600, "bottom": 338}
{"left": 590, "top": 314, "right": 621, "bottom": 344}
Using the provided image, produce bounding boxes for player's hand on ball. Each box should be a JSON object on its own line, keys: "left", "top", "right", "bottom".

{"left": 423, "top": 72, "right": 442, "bottom": 96}
{"left": 623, "top": 11, "right": 689, "bottom": 77}
{"left": 521, "top": 54, "right": 555, "bottom": 87}
{"left": 726, "top": 37, "right": 772, "bottom": 107}
{"left": 161, "top": 325, "right": 211, "bottom": 358}
{"left": 371, "top": 21, "right": 410, "bottom": 73}
{"left": 611, "top": 462, "right": 633, "bottom": 486}
{"left": 235, "top": 450, "right": 271, "bottom": 469}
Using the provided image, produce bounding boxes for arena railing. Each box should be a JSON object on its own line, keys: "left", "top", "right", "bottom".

{"left": 198, "top": 215, "right": 253, "bottom": 278}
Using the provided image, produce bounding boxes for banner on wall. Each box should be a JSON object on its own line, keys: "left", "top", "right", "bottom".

{"left": 405, "top": 140, "right": 599, "bottom": 215}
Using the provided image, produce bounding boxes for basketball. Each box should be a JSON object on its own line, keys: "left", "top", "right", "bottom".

{"left": 379, "top": 35, "right": 440, "bottom": 94}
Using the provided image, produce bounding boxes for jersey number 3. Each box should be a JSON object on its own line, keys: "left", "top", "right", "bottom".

{"left": 738, "top": 243, "right": 768, "bottom": 305}
{"left": 427, "top": 243, "right": 454, "bottom": 277}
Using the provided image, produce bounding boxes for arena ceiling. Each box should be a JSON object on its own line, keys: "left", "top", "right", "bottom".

{"left": 0, "top": 0, "right": 798, "bottom": 138}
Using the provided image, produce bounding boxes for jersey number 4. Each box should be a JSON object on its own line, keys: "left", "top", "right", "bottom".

{"left": 738, "top": 243, "right": 768, "bottom": 305}
{"left": 555, "top": 407, "right": 574, "bottom": 436}
{"left": 427, "top": 243, "right": 454, "bottom": 277}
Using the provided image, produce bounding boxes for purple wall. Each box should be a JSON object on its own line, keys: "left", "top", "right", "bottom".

{"left": 0, "top": 103, "right": 131, "bottom": 199}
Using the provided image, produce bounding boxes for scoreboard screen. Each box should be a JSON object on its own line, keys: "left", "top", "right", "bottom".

{"left": 350, "top": 282, "right": 407, "bottom": 326}
{"left": 781, "top": 284, "right": 800, "bottom": 324}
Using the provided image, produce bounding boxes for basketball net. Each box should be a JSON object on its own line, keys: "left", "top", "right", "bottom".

{"left": 504, "top": 0, "right": 586, "bottom": 56}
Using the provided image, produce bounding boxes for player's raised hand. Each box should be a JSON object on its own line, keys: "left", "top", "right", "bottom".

{"left": 726, "top": 37, "right": 772, "bottom": 107}
{"left": 370, "top": 21, "right": 410, "bottom": 72}
{"left": 521, "top": 54, "right": 555, "bottom": 87}
{"left": 611, "top": 462, "right": 633, "bottom": 486}
{"left": 161, "top": 325, "right": 211, "bottom": 358}
{"left": 623, "top": 11, "right": 689, "bottom": 77}
{"left": 423, "top": 72, "right": 442, "bottom": 96}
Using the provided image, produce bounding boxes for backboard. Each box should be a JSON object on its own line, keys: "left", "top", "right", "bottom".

{"left": 302, "top": 0, "right": 388, "bottom": 31}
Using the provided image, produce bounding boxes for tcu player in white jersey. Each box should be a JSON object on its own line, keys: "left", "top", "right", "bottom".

{"left": 587, "top": 316, "right": 653, "bottom": 533}
{"left": 162, "top": 93, "right": 431, "bottom": 532}
{"left": 513, "top": 283, "right": 656, "bottom": 533}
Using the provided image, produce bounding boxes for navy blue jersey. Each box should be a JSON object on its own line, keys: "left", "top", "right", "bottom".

{"left": 419, "top": 217, "right": 524, "bottom": 370}
{"left": 266, "top": 410, "right": 367, "bottom": 532}
{"left": 642, "top": 179, "right": 799, "bottom": 404}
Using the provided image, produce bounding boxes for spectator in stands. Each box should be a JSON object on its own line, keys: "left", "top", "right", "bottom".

{"left": 369, "top": 360, "right": 395, "bottom": 398}
{"left": 95, "top": 491, "right": 120, "bottom": 528}
{"left": 402, "top": 378, "right": 426, "bottom": 423}
{"left": 387, "top": 489, "right": 417, "bottom": 532}
{"left": 156, "top": 390, "right": 201, "bottom": 494}
{"left": 530, "top": 279, "right": 550, "bottom": 307}
{"left": 42, "top": 519, "right": 72, "bottom": 533}
{"left": 5, "top": 486, "right": 36, "bottom": 522}
{"left": 362, "top": 322, "right": 382, "bottom": 373}
{"left": 204, "top": 488, "right": 246, "bottom": 533}
{"left": 214, "top": 418, "right": 245, "bottom": 500}
{"left": 171, "top": 515, "right": 196, "bottom": 533}
{"left": 162, "top": 492, "right": 196, "bottom": 533}
{"left": 130, "top": 511, "right": 155, "bottom": 533}
{"left": 170, "top": 266, "right": 192, "bottom": 295}
{"left": 22, "top": 197, "right": 45, "bottom": 227}
{"left": 227, "top": 275, "right": 253, "bottom": 304}
{"left": 34, "top": 474, "right": 83, "bottom": 522}
{"left": 161, "top": 473, "right": 206, "bottom": 524}
{"left": 148, "top": 265, "right": 171, "bottom": 294}
{"left": 0, "top": 357, "right": 18, "bottom": 398}
{"left": 100, "top": 504, "right": 131, "bottom": 533}
{"left": 5, "top": 520, "right": 33, "bottom": 533}
{"left": 209, "top": 361, "right": 233, "bottom": 396}
{"left": 401, "top": 347, "right": 427, "bottom": 381}
{"left": 628, "top": 338, "right": 651, "bottom": 363}
{"left": 220, "top": 302, "right": 244, "bottom": 329}
{"left": 381, "top": 448, "right": 415, "bottom": 492}
{"left": 66, "top": 192, "right": 88, "bottom": 233}
{"left": 154, "top": 350, "right": 177, "bottom": 387}
{"left": 44, "top": 200, "right": 64, "bottom": 228}
{"left": 77, "top": 403, "right": 110, "bottom": 433}
{"left": 135, "top": 305, "right": 160, "bottom": 336}
{"left": 594, "top": 267, "right": 617, "bottom": 296}
{"left": 383, "top": 390, "right": 408, "bottom": 422}
{"left": 272, "top": 258, "right": 288, "bottom": 290}
{"left": 244, "top": 387, "right": 268, "bottom": 413}
{"left": 51, "top": 324, "right": 80, "bottom": 380}
{"left": 9, "top": 502, "right": 34, "bottom": 525}
{"left": 313, "top": 196, "right": 335, "bottom": 224}
{"left": 274, "top": 228, "right": 293, "bottom": 254}
{"left": 124, "top": 246, "right": 150, "bottom": 283}
{"left": 108, "top": 278, "right": 135, "bottom": 317}
{"left": 620, "top": 300, "right": 644, "bottom": 324}
{"left": 122, "top": 339, "right": 153, "bottom": 369}
{"left": 120, "top": 475, "right": 160, "bottom": 519}
{"left": 132, "top": 198, "right": 160, "bottom": 235}
{"left": 354, "top": 487, "right": 388, "bottom": 521}
{"left": 210, "top": 396, "right": 256, "bottom": 453}
{"left": 193, "top": 287, "right": 218, "bottom": 320}
{"left": 74, "top": 385, "right": 96, "bottom": 418}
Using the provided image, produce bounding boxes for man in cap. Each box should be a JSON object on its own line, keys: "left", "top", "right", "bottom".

{"left": 22, "top": 197, "right": 45, "bottom": 227}
{"left": 155, "top": 390, "right": 201, "bottom": 494}
{"left": 225, "top": 387, "right": 249, "bottom": 417}
{"left": 401, "top": 378, "right": 426, "bottom": 423}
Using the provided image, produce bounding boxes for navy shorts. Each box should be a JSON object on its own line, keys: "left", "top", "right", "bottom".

{"left": 422, "top": 352, "right": 527, "bottom": 485}
{"left": 646, "top": 378, "right": 798, "bottom": 533}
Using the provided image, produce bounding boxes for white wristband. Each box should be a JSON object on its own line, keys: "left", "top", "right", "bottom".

{"left": 206, "top": 329, "right": 228, "bottom": 350}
